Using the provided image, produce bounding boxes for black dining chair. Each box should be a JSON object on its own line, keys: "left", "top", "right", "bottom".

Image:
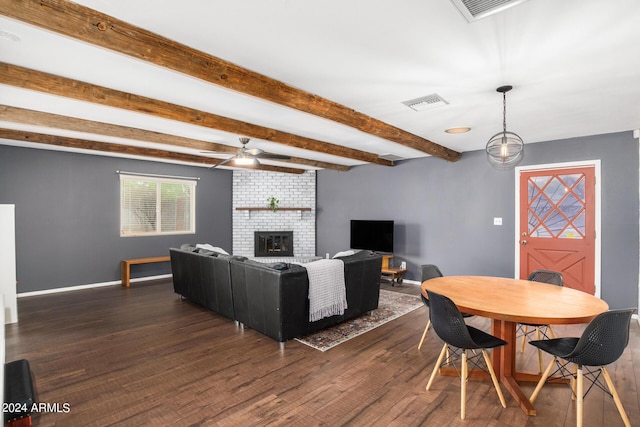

{"left": 417, "top": 264, "right": 473, "bottom": 350}
{"left": 529, "top": 308, "right": 635, "bottom": 427}
{"left": 425, "top": 290, "right": 507, "bottom": 420}
{"left": 517, "top": 269, "right": 564, "bottom": 372}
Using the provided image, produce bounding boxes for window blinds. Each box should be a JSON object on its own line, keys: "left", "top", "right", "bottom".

{"left": 120, "top": 174, "right": 196, "bottom": 236}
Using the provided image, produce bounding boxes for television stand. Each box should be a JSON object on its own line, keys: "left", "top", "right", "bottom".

{"left": 381, "top": 255, "right": 407, "bottom": 286}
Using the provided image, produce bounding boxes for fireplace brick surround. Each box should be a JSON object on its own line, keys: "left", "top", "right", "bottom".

{"left": 232, "top": 170, "right": 316, "bottom": 258}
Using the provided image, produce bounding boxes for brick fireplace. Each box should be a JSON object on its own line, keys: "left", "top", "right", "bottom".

{"left": 232, "top": 170, "right": 316, "bottom": 258}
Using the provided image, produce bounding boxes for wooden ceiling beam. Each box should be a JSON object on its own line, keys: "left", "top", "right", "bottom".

{"left": 0, "top": 63, "right": 388, "bottom": 166}
{"left": 0, "top": 0, "right": 461, "bottom": 162}
{"left": 0, "top": 105, "right": 350, "bottom": 171}
{"left": 0, "top": 128, "right": 306, "bottom": 174}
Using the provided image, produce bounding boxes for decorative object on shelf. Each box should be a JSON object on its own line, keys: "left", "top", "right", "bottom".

{"left": 486, "top": 85, "right": 524, "bottom": 171}
{"left": 267, "top": 196, "right": 280, "bottom": 212}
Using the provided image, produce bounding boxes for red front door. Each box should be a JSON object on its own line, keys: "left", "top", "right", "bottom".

{"left": 519, "top": 166, "right": 596, "bottom": 294}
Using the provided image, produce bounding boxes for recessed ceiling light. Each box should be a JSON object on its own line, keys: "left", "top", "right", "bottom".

{"left": 445, "top": 127, "right": 471, "bottom": 134}
{"left": 0, "top": 30, "right": 21, "bottom": 42}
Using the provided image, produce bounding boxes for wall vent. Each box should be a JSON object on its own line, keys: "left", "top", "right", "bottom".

{"left": 450, "top": 0, "right": 531, "bottom": 22}
{"left": 402, "top": 94, "right": 448, "bottom": 112}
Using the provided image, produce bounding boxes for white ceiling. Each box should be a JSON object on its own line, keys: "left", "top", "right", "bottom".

{"left": 1, "top": 0, "right": 639, "bottom": 170}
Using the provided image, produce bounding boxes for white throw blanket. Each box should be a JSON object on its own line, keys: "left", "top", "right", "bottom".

{"left": 301, "top": 259, "right": 348, "bottom": 322}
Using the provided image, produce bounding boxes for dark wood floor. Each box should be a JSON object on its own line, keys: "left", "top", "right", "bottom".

{"left": 5, "top": 279, "right": 640, "bottom": 426}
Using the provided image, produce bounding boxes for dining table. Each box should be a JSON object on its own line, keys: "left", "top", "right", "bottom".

{"left": 421, "top": 275, "right": 609, "bottom": 416}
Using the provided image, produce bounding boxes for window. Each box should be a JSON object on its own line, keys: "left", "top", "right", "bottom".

{"left": 120, "top": 174, "right": 196, "bottom": 236}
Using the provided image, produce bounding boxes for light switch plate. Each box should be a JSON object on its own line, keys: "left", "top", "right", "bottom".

{"left": 493, "top": 217, "right": 503, "bottom": 226}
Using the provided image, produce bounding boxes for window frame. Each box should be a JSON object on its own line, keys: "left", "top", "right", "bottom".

{"left": 119, "top": 173, "right": 196, "bottom": 237}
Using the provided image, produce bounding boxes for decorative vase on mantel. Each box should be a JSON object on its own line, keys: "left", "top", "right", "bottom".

{"left": 267, "top": 196, "right": 280, "bottom": 213}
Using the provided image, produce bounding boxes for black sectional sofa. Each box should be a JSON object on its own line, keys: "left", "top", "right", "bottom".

{"left": 169, "top": 245, "right": 239, "bottom": 320}
{"left": 169, "top": 246, "right": 382, "bottom": 347}
{"left": 230, "top": 250, "right": 383, "bottom": 345}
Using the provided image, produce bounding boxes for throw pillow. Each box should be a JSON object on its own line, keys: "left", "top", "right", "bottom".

{"left": 333, "top": 250, "right": 356, "bottom": 259}
{"left": 196, "top": 244, "right": 230, "bottom": 255}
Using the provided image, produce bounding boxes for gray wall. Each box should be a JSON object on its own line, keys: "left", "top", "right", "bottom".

{"left": 0, "top": 145, "right": 232, "bottom": 293}
{"left": 2, "top": 131, "right": 637, "bottom": 308}
{"left": 317, "top": 131, "right": 639, "bottom": 310}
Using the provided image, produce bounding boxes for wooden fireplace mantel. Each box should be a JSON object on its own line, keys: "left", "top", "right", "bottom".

{"left": 235, "top": 207, "right": 312, "bottom": 211}
{"left": 235, "top": 207, "right": 312, "bottom": 219}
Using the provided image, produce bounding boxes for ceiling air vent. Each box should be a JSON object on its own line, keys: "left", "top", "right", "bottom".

{"left": 402, "top": 94, "right": 448, "bottom": 112}
{"left": 450, "top": 0, "right": 531, "bottom": 22}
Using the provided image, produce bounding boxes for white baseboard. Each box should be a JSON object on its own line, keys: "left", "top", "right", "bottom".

{"left": 17, "top": 274, "right": 172, "bottom": 298}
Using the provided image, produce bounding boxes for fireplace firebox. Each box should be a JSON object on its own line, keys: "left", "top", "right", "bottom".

{"left": 254, "top": 231, "right": 294, "bottom": 257}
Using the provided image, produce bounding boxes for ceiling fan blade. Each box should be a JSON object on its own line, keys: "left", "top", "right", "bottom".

{"left": 209, "top": 156, "right": 235, "bottom": 169}
{"left": 256, "top": 153, "right": 291, "bottom": 160}
{"left": 245, "top": 148, "right": 263, "bottom": 156}
{"left": 200, "top": 150, "right": 237, "bottom": 155}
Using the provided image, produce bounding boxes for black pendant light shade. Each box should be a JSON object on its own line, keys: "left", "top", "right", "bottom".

{"left": 486, "top": 85, "right": 524, "bottom": 170}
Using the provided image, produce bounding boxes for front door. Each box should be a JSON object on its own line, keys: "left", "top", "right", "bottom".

{"left": 519, "top": 166, "right": 596, "bottom": 294}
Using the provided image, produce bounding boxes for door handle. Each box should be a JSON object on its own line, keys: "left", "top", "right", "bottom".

{"left": 521, "top": 240, "right": 528, "bottom": 245}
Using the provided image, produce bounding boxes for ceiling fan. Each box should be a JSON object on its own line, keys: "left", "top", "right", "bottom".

{"left": 206, "top": 137, "right": 291, "bottom": 168}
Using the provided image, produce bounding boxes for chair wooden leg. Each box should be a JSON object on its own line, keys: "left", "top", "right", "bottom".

{"left": 482, "top": 349, "right": 506, "bottom": 408}
{"left": 530, "top": 357, "right": 555, "bottom": 403}
{"left": 426, "top": 343, "right": 448, "bottom": 391}
{"left": 601, "top": 367, "right": 631, "bottom": 427}
{"left": 576, "top": 366, "right": 584, "bottom": 427}
{"left": 536, "top": 327, "right": 544, "bottom": 373}
{"left": 461, "top": 350, "right": 467, "bottom": 420}
{"left": 418, "top": 320, "right": 431, "bottom": 350}
{"left": 548, "top": 325, "right": 556, "bottom": 339}
{"left": 571, "top": 364, "right": 577, "bottom": 401}
{"left": 520, "top": 325, "right": 528, "bottom": 352}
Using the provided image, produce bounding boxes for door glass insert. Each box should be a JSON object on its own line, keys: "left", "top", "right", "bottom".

{"left": 527, "top": 172, "right": 586, "bottom": 239}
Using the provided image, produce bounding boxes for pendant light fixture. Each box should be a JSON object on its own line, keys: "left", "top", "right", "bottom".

{"left": 486, "top": 85, "right": 524, "bottom": 170}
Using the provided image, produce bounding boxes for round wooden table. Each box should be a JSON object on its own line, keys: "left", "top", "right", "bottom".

{"left": 421, "top": 275, "right": 608, "bottom": 416}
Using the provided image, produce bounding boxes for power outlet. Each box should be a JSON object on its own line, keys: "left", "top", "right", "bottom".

{"left": 400, "top": 261, "right": 407, "bottom": 269}
{"left": 493, "top": 217, "right": 503, "bottom": 226}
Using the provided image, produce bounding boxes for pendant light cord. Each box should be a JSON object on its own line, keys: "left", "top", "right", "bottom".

{"left": 503, "top": 91, "right": 507, "bottom": 135}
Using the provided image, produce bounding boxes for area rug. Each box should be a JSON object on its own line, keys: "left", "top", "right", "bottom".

{"left": 295, "top": 289, "right": 423, "bottom": 352}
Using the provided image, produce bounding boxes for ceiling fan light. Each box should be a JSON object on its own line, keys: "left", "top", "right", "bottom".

{"left": 234, "top": 155, "right": 256, "bottom": 166}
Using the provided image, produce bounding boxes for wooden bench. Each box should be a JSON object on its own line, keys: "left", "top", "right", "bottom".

{"left": 121, "top": 256, "right": 170, "bottom": 287}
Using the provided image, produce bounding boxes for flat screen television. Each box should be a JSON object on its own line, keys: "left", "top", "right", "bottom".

{"left": 350, "top": 220, "right": 394, "bottom": 253}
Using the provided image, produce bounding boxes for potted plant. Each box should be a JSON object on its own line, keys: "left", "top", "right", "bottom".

{"left": 267, "top": 196, "right": 279, "bottom": 213}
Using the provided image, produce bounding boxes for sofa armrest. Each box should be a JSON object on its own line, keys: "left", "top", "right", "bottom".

{"left": 230, "top": 260, "right": 309, "bottom": 342}
{"left": 170, "top": 248, "right": 235, "bottom": 320}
